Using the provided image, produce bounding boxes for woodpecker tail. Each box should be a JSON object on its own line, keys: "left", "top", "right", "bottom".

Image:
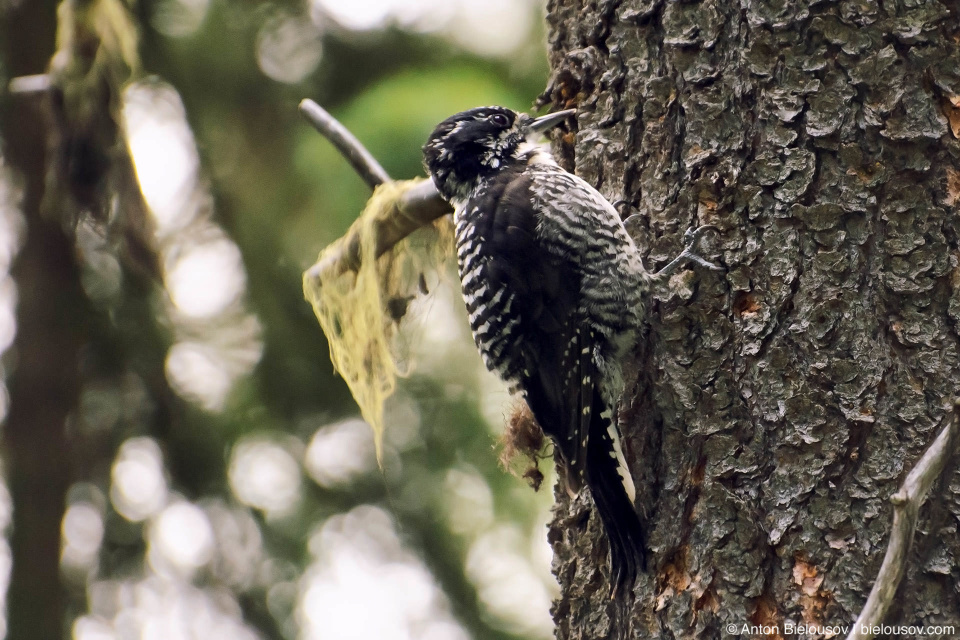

{"left": 519, "top": 324, "right": 645, "bottom": 595}
{"left": 586, "top": 406, "right": 646, "bottom": 597}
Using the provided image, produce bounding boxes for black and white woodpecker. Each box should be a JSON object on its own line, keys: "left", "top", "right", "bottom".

{"left": 423, "top": 106, "right": 719, "bottom": 595}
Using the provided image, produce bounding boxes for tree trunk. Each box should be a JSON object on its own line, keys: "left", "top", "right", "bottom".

{"left": 1, "top": 2, "right": 78, "bottom": 638}
{"left": 541, "top": 0, "right": 960, "bottom": 637}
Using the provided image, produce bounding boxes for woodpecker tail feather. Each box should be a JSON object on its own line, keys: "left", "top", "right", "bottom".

{"left": 586, "top": 407, "right": 646, "bottom": 598}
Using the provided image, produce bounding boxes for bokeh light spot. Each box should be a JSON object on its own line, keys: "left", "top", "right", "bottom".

{"left": 62, "top": 502, "right": 105, "bottom": 568}
{"left": 72, "top": 616, "right": 115, "bottom": 640}
{"left": 229, "top": 438, "right": 302, "bottom": 517}
{"left": 314, "top": 0, "right": 393, "bottom": 30}
{"left": 81, "top": 578, "right": 261, "bottom": 639}
{"left": 110, "top": 437, "right": 168, "bottom": 523}
{"left": 166, "top": 237, "right": 245, "bottom": 318}
{"left": 0, "top": 277, "right": 17, "bottom": 354}
{"left": 152, "top": 0, "right": 211, "bottom": 37}
{"left": 298, "top": 506, "right": 467, "bottom": 640}
{"left": 450, "top": 0, "right": 534, "bottom": 56}
{"left": 124, "top": 83, "right": 200, "bottom": 234}
{"left": 256, "top": 14, "right": 323, "bottom": 83}
{"left": 305, "top": 419, "right": 376, "bottom": 488}
{"left": 204, "top": 501, "right": 264, "bottom": 589}
{"left": 165, "top": 342, "right": 233, "bottom": 411}
{"left": 466, "top": 524, "right": 555, "bottom": 636}
{"left": 149, "top": 502, "right": 215, "bottom": 574}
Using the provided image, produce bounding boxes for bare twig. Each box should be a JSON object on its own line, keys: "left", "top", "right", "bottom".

{"left": 845, "top": 402, "right": 960, "bottom": 640}
{"left": 299, "top": 99, "right": 393, "bottom": 189}
{"left": 8, "top": 74, "right": 51, "bottom": 95}
{"left": 299, "top": 99, "right": 452, "bottom": 284}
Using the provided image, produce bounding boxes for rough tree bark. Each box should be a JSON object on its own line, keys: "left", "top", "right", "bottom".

{"left": 540, "top": 0, "right": 960, "bottom": 638}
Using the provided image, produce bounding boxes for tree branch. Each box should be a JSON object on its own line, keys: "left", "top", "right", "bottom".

{"left": 299, "top": 99, "right": 392, "bottom": 188}
{"left": 845, "top": 402, "right": 960, "bottom": 640}
{"left": 304, "top": 179, "right": 451, "bottom": 282}
{"left": 298, "top": 99, "right": 451, "bottom": 283}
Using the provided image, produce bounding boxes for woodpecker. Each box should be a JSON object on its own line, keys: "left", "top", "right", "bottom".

{"left": 423, "top": 106, "right": 719, "bottom": 595}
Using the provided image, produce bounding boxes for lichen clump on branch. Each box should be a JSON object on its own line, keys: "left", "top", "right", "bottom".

{"left": 303, "top": 179, "right": 453, "bottom": 461}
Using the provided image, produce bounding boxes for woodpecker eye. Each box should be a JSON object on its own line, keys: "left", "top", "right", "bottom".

{"left": 490, "top": 113, "right": 510, "bottom": 127}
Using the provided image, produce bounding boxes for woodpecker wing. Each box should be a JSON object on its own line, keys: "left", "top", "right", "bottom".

{"left": 459, "top": 165, "right": 640, "bottom": 489}
{"left": 456, "top": 162, "right": 645, "bottom": 593}
{"left": 505, "top": 165, "right": 647, "bottom": 592}
{"left": 455, "top": 167, "right": 587, "bottom": 480}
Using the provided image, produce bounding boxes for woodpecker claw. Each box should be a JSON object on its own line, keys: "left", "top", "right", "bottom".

{"left": 651, "top": 225, "right": 723, "bottom": 281}
{"left": 681, "top": 225, "right": 723, "bottom": 272}
{"left": 683, "top": 224, "right": 718, "bottom": 246}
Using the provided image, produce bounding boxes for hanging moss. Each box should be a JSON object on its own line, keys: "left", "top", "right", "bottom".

{"left": 303, "top": 178, "right": 453, "bottom": 462}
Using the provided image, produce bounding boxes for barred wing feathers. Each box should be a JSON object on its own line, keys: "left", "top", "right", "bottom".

{"left": 454, "top": 165, "right": 644, "bottom": 592}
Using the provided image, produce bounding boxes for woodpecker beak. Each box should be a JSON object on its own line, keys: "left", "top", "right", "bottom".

{"left": 526, "top": 109, "right": 576, "bottom": 135}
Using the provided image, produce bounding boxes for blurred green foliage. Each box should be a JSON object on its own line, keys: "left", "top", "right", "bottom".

{"left": 0, "top": 0, "right": 556, "bottom": 639}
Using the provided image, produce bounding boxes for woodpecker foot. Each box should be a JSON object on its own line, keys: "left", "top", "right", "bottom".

{"left": 680, "top": 225, "right": 724, "bottom": 271}
{"left": 651, "top": 225, "right": 723, "bottom": 281}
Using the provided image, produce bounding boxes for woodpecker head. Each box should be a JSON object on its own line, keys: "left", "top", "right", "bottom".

{"left": 423, "top": 106, "right": 575, "bottom": 203}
